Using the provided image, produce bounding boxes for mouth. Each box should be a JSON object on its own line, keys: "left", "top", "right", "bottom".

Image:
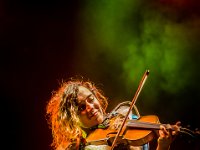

{"left": 89, "top": 111, "right": 98, "bottom": 119}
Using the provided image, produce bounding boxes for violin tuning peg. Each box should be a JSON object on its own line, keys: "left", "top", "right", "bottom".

{"left": 186, "top": 125, "right": 191, "bottom": 128}
{"left": 195, "top": 128, "right": 200, "bottom": 135}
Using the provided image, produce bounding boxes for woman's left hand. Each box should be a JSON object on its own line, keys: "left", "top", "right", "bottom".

{"left": 157, "top": 121, "right": 181, "bottom": 150}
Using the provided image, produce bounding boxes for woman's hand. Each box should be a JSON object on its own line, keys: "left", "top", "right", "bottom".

{"left": 156, "top": 121, "right": 181, "bottom": 150}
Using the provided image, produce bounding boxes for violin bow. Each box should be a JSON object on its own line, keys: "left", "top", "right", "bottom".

{"left": 110, "top": 70, "right": 150, "bottom": 150}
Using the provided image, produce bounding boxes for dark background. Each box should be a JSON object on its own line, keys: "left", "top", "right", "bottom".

{"left": 1, "top": 0, "right": 200, "bottom": 149}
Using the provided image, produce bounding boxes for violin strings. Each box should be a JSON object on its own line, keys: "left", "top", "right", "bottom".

{"left": 127, "top": 121, "right": 161, "bottom": 129}
{"left": 128, "top": 121, "right": 196, "bottom": 137}
{"left": 128, "top": 120, "right": 162, "bottom": 126}
{"left": 180, "top": 127, "right": 196, "bottom": 138}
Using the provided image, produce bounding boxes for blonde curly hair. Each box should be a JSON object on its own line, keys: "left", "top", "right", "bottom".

{"left": 46, "top": 79, "right": 108, "bottom": 149}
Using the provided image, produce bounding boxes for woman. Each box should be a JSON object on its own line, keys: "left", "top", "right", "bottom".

{"left": 46, "top": 78, "right": 179, "bottom": 150}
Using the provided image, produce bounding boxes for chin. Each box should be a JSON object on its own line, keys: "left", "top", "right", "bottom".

{"left": 96, "top": 116, "right": 103, "bottom": 124}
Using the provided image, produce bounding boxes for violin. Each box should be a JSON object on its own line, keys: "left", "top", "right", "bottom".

{"left": 86, "top": 115, "right": 159, "bottom": 146}
{"left": 86, "top": 115, "right": 196, "bottom": 147}
{"left": 86, "top": 70, "right": 198, "bottom": 148}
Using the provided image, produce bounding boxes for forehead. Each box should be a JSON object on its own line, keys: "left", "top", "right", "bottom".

{"left": 77, "top": 86, "right": 93, "bottom": 100}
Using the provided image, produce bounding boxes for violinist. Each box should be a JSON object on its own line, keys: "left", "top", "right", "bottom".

{"left": 46, "top": 78, "right": 180, "bottom": 150}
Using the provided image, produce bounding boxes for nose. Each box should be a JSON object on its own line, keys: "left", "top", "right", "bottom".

{"left": 86, "top": 101, "right": 93, "bottom": 112}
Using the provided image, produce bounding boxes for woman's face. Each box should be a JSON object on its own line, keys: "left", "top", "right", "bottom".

{"left": 77, "top": 86, "right": 104, "bottom": 128}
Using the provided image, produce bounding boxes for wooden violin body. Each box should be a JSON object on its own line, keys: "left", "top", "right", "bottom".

{"left": 86, "top": 115, "right": 160, "bottom": 146}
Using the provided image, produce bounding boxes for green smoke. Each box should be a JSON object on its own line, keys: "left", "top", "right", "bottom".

{"left": 75, "top": 0, "right": 200, "bottom": 110}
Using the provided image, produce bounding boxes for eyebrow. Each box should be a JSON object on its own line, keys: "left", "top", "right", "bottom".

{"left": 78, "top": 94, "right": 93, "bottom": 104}
{"left": 83, "top": 94, "right": 93, "bottom": 102}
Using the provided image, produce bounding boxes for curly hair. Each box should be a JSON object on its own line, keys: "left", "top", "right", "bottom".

{"left": 46, "top": 79, "right": 108, "bottom": 149}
